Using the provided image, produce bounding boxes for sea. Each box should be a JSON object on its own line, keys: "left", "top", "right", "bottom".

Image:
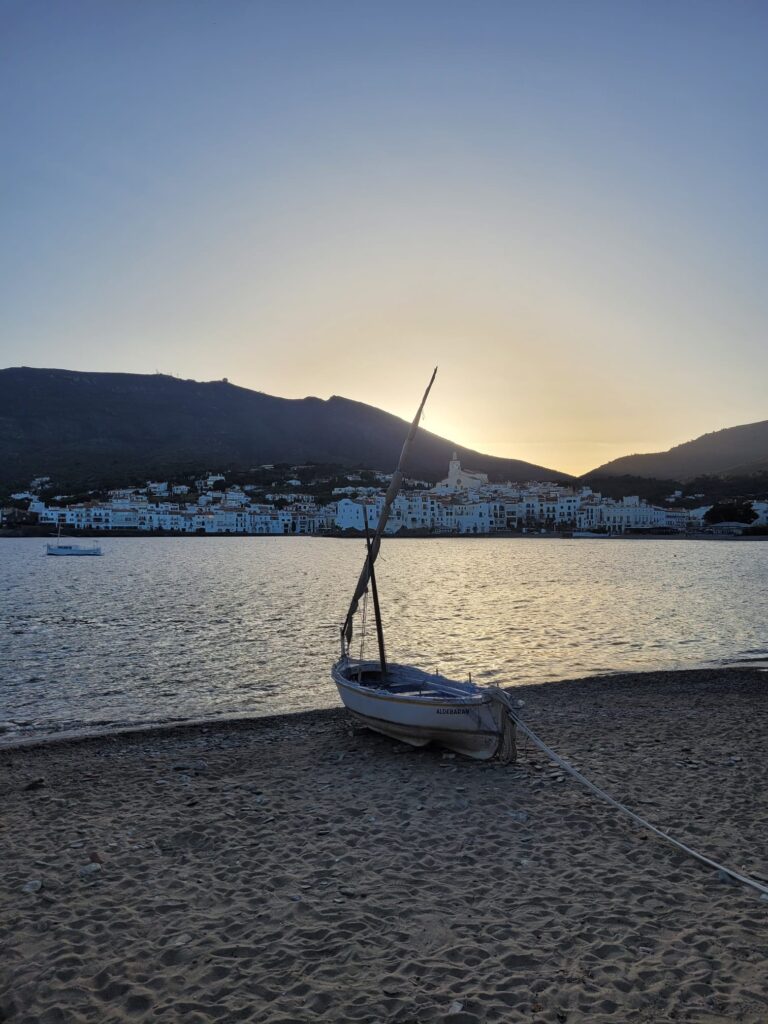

{"left": 1, "top": 536, "right": 767, "bottom": 745}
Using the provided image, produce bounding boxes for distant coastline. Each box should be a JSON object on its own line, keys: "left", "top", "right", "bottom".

{"left": 2, "top": 527, "right": 767, "bottom": 541}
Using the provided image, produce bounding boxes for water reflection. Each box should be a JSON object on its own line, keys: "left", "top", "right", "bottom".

{"left": 1, "top": 537, "right": 766, "bottom": 741}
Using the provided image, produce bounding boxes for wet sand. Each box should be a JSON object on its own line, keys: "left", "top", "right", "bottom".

{"left": 1, "top": 668, "right": 767, "bottom": 1023}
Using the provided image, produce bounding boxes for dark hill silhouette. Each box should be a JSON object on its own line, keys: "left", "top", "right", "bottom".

{"left": 0, "top": 367, "right": 569, "bottom": 490}
{"left": 585, "top": 419, "right": 768, "bottom": 481}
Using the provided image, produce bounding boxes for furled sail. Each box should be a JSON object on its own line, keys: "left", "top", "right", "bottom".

{"left": 341, "top": 367, "right": 437, "bottom": 648}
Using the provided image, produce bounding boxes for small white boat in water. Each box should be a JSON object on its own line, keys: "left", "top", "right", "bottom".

{"left": 331, "top": 368, "right": 515, "bottom": 761}
{"left": 46, "top": 526, "right": 102, "bottom": 556}
{"left": 46, "top": 542, "right": 102, "bottom": 556}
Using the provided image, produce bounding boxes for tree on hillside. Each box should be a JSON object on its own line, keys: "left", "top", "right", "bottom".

{"left": 703, "top": 501, "right": 758, "bottom": 525}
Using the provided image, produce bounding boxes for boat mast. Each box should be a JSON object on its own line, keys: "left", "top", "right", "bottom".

{"left": 363, "top": 505, "right": 387, "bottom": 675}
{"left": 340, "top": 367, "right": 438, "bottom": 652}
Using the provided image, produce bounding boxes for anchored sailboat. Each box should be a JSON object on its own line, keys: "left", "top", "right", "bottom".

{"left": 331, "top": 368, "right": 515, "bottom": 761}
{"left": 46, "top": 523, "right": 102, "bottom": 556}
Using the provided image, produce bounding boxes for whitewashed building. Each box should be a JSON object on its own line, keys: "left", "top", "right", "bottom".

{"left": 433, "top": 454, "right": 489, "bottom": 494}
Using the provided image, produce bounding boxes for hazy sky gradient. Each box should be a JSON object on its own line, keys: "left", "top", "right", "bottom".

{"left": 2, "top": 0, "right": 766, "bottom": 474}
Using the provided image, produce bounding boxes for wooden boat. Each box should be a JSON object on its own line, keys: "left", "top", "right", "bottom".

{"left": 331, "top": 369, "right": 515, "bottom": 761}
{"left": 332, "top": 659, "right": 511, "bottom": 759}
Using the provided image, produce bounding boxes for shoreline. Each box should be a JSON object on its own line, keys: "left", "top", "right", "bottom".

{"left": 0, "top": 705, "right": 348, "bottom": 753}
{"left": 3, "top": 663, "right": 767, "bottom": 754}
{"left": 3, "top": 666, "right": 768, "bottom": 1023}
{"left": 2, "top": 527, "right": 767, "bottom": 541}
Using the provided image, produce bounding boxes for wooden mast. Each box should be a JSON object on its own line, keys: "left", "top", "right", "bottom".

{"left": 363, "top": 505, "right": 387, "bottom": 675}
{"left": 341, "top": 367, "right": 437, "bottom": 649}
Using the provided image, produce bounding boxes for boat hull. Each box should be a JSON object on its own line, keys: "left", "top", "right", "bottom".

{"left": 332, "top": 660, "right": 504, "bottom": 760}
{"left": 46, "top": 545, "right": 102, "bottom": 556}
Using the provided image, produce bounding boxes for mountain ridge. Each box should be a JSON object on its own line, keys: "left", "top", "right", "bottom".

{"left": 0, "top": 366, "right": 569, "bottom": 490}
{"left": 584, "top": 418, "right": 768, "bottom": 481}
{"left": 3, "top": 366, "right": 765, "bottom": 490}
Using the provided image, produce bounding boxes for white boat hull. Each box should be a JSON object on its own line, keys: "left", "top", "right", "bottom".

{"left": 46, "top": 544, "right": 102, "bottom": 556}
{"left": 332, "top": 659, "right": 506, "bottom": 760}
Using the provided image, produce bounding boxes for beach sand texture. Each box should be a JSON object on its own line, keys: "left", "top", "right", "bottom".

{"left": 1, "top": 668, "right": 767, "bottom": 1023}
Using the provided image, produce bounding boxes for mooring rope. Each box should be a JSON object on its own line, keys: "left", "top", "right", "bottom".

{"left": 496, "top": 703, "right": 517, "bottom": 765}
{"left": 488, "top": 689, "right": 768, "bottom": 898}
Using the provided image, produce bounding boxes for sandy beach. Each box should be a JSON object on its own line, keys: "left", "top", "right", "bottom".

{"left": 2, "top": 667, "right": 767, "bottom": 1023}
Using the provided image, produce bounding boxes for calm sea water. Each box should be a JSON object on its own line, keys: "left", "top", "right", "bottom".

{"left": 1, "top": 537, "right": 767, "bottom": 744}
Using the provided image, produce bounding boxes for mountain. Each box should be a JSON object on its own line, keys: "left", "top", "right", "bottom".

{"left": 0, "top": 367, "right": 569, "bottom": 490}
{"left": 585, "top": 419, "right": 768, "bottom": 481}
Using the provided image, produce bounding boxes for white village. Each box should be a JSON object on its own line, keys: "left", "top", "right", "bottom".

{"left": 12, "top": 454, "right": 768, "bottom": 537}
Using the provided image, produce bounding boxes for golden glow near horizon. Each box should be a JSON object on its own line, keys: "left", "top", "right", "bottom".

{"left": 231, "top": 354, "right": 754, "bottom": 478}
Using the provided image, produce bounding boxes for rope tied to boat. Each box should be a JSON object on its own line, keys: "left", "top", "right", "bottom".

{"left": 487, "top": 687, "right": 768, "bottom": 899}
{"left": 495, "top": 698, "right": 517, "bottom": 765}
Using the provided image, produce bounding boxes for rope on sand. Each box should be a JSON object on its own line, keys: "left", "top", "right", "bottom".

{"left": 489, "top": 689, "right": 768, "bottom": 899}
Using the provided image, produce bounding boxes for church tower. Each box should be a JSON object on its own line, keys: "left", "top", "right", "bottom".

{"left": 448, "top": 452, "right": 463, "bottom": 488}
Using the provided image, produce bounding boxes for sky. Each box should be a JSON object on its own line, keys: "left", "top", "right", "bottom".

{"left": 1, "top": 0, "right": 766, "bottom": 475}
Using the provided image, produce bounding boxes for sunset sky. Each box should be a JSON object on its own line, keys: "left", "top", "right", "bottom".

{"left": 2, "top": 0, "right": 766, "bottom": 474}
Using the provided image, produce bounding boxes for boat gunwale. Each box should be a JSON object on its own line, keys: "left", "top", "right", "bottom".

{"left": 332, "top": 661, "right": 492, "bottom": 707}
{"left": 46, "top": 546, "right": 99, "bottom": 551}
